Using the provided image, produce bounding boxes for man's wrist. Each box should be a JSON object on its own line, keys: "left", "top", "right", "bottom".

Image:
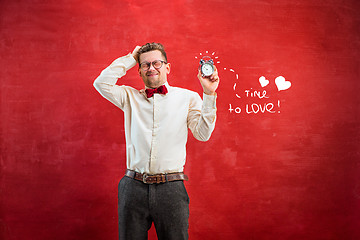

{"left": 204, "top": 90, "right": 216, "bottom": 96}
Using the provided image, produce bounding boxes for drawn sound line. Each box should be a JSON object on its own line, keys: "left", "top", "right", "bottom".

{"left": 195, "top": 51, "right": 221, "bottom": 64}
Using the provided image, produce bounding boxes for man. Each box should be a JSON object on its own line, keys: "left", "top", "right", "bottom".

{"left": 93, "top": 43, "right": 219, "bottom": 240}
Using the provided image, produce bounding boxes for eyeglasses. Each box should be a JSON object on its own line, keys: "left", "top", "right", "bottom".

{"left": 139, "top": 60, "right": 167, "bottom": 71}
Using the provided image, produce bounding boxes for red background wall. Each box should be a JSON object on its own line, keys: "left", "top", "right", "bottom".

{"left": 1, "top": 0, "right": 359, "bottom": 239}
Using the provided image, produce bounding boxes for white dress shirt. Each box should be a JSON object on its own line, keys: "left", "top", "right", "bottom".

{"left": 93, "top": 53, "right": 217, "bottom": 174}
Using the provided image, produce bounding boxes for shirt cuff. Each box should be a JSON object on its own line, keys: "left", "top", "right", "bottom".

{"left": 202, "top": 92, "right": 217, "bottom": 109}
{"left": 109, "top": 53, "right": 137, "bottom": 72}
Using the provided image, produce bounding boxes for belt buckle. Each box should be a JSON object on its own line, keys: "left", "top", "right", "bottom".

{"left": 142, "top": 173, "right": 153, "bottom": 184}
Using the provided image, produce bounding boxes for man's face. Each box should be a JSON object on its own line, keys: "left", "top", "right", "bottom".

{"left": 138, "top": 50, "right": 171, "bottom": 88}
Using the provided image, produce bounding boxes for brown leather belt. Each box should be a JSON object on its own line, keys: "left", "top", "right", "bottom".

{"left": 125, "top": 169, "right": 188, "bottom": 184}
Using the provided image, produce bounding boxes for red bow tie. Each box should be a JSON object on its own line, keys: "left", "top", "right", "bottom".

{"left": 145, "top": 85, "right": 168, "bottom": 98}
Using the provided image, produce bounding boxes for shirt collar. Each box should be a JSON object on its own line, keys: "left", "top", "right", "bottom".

{"left": 144, "top": 81, "right": 170, "bottom": 90}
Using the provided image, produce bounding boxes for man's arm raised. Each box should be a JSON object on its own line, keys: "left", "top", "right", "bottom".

{"left": 93, "top": 47, "right": 139, "bottom": 109}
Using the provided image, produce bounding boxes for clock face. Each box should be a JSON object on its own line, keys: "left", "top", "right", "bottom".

{"left": 201, "top": 63, "right": 214, "bottom": 77}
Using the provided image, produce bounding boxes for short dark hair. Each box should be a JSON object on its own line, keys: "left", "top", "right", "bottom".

{"left": 136, "top": 42, "right": 168, "bottom": 63}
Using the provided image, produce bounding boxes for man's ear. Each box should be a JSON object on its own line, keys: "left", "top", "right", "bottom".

{"left": 166, "top": 62, "right": 171, "bottom": 74}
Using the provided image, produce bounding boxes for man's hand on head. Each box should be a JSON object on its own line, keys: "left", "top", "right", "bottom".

{"left": 132, "top": 46, "right": 141, "bottom": 63}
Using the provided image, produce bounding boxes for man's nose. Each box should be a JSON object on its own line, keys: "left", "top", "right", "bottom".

{"left": 148, "top": 64, "right": 156, "bottom": 71}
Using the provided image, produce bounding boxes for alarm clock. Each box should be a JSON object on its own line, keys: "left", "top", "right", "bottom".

{"left": 199, "top": 56, "right": 214, "bottom": 77}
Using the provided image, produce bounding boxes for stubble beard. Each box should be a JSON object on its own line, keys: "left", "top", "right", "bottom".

{"left": 144, "top": 72, "right": 164, "bottom": 89}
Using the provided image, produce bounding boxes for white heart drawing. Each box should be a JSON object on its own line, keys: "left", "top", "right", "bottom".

{"left": 275, "top": 76, "right": 291, "bottom": 91}
{"left": 259, "top": 76, "right": 269, "bottom": 87}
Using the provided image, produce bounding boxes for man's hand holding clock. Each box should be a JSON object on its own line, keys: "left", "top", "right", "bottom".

{"left": 198, "top": 57, "right": 220, "bottom": 96}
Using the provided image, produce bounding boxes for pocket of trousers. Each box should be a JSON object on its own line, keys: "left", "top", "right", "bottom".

{"left": 118, "top": 176, "right": 128, "bottom": 198}
{"left": 179, "top": 181, "right": 190, "bottom": 204}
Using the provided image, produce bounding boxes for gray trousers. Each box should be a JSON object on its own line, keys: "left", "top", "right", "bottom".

{"left": 118, "top": 176, "right": 189, "bottom": 240}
